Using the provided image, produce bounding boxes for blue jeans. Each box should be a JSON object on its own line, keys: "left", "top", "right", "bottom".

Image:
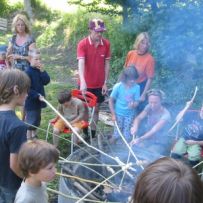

{"left": 0, "top": 186, "right": 17, "bottom": 203}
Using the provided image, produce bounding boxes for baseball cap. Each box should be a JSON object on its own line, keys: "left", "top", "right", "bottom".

{"left": 88, "top": 19, "right": 106, "bottom": 32}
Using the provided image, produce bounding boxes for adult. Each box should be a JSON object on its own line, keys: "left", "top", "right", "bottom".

{"left": 171, "top": 105, "right": 203, "bottom": 166}
{"left": 131, "top": 89, "right": 171, "bottom": 155}
{"left": 77, "top": 18, "right": 111, "bottom": 138}
{"left": 7, "top": 13, "right": 36, "bottom": 71}
{"left": 124, "top": 32, "right": 155, "bottom": 112}
{"left": 132, "top": 157, "right": 203, "bottom": 203}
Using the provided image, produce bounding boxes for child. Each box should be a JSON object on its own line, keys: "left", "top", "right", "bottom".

{"left": 53, "top": 89, "right": 85, "bottom": 147}
{"left": 171, "top": 104, "right": 203, "bottom": 166}
{"left": 0, "top": 50, "right": 8, "bottom": 70}
{"left": 24, "top": 49, "right": 50, "bottom": 139}
{"left": 132, "top": 157, "right": 203, "bottom": 203}
{"left": 14, "top": 139, "right": 59, "bottom": 203}
{"left": 109, "top": 65, "right": 140, "bottom": 143}
{"left": 0, "top": 69, "right": 30, "bottom": 202}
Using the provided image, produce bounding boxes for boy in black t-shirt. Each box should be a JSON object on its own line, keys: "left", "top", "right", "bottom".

{"left": 0, "top": 69, "right": 30, "bottom": 202}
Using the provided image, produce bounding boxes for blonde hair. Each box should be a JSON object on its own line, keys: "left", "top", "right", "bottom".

{"left": 133, "top": 32, "right": 150, "bottom": 50}
{"left": 12, "top": 14, "right": 31, "bottom": 34}
{"left": 28, "top": 49, "right": 41, "bottom": 58}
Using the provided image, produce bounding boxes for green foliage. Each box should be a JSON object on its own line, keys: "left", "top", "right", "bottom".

{"left": 0, "top": 0, "right": 23, "bottom": 18}
{"left": 36, "top": 23, "right": 57, "bottom": 47}
{"left": 31, "top": 0, "right": 59, "bottom": 22}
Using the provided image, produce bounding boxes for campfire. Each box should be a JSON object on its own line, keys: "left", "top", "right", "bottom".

{"left": 58, "top": 143, "right": 162, "bottom": 203}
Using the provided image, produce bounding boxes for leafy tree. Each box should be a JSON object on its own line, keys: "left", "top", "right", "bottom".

{"left": 24, "top": 0, "right": 34, "bottom": 23}
{"left": 68, "top": 0, "right": 203, "bottom": 26}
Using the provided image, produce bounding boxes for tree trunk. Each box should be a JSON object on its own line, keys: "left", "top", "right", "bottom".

{"left": 24, "top": 0, "right": 34, "bottom": 24}
{"left": 122, "top": 5, "right": 129, "bottom": 25}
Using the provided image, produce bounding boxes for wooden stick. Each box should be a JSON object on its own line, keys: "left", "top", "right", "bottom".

{"left": 41, "top": 97, "right": 135, "bottom": 174}
{"left": 47, "top": 187, "right": 121, "bottom": 203}
{"left": 56, "top": 172, "right": 114, "bottom": 188}
{"left": 169, "top": 86, "right": 198, "bottom": 132}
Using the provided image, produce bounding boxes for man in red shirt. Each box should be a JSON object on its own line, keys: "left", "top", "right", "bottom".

{"left": 77, "top": 18, "right": 111, "bottom": 139}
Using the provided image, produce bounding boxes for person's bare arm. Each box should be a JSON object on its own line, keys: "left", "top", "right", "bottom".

{"left": 140, "top": 78, "right": 153, "bottom": 102}
{"left": 139, "top": 119, "right": 167, "bottom": 141}
{"left": 109, "top": 97, "right": 116, "bottom": 121}
{"left": 78, "top": 58, "right": 86, "bottom": 92}
{"left": 6, "top": 42, "right": 13, "bottom": 68}
{"left": 102, "top": 59, "right": 110, "bottom": 95}
{"left": 131, "top": 111, "right": 147, "bottom": 136}
{"left": 185, "top": 140, "right": 203, "bottom": 146}
{"left": 10, "top": 153, "right": 23, "bottom": 178}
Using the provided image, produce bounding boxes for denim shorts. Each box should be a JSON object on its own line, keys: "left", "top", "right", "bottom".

{"left": 25, "top": 109, "right": 41, "bottom": 130}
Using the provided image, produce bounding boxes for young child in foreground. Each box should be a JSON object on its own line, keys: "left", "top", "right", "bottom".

{"left": 109, "top": 65, "right": 140, "bottom": 143}
{"left": 14, "top": 139, "right": 59, "bottom": 203}
{"left": 0, "top": 69, "right": 30, "bottom": 202}
{"left": 132, "top": 157, "right": 203, "bottom": 203}
{"left": 24, "top": 49, "right": 50, "bottom": 139}
{"left": 53, "top": 89, "right": 85, "bottom": 147}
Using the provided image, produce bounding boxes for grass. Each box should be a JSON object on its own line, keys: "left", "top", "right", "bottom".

{"left": 0, "top": 31, "right": 76, "bottom": 202}
{"left": 0, "top": 17, "right": 114, "bottom": 202}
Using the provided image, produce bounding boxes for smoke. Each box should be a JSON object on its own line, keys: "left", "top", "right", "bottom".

{"left": 149, "top": 3, "right": 203, "bottom": 106}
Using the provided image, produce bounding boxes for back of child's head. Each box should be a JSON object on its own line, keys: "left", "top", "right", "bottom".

{"left": 120, "top": 65, "right": 139, "bottom": 83}
{"left": 132, "top": 157, "right": 203, "bottom": 203}
{"left": 57, "top": 89, "right": 72, "bottom": 104}
{"left": 0, "top": 69, "right": 30, "bottom": 105}
{"left": 18, "top": 139, "right": 59, "bottom": 178}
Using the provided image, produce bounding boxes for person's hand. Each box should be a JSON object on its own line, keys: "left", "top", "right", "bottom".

{"left": 111, "top": 114, "right": 116, "bottom": 121}
{"left": 13, "top": 54, "right": 22, "bottom": 60}
{"left": 39, "top": 95, "right": 44, "bottom": 101}
{"left": 36, "top": 62, "right": 44, "bottom": 72}
{"left": 140, "top": 94, "right": 146, "bottom": 102}
{"left": 131, "top": 126, "right": 137, "bottom": 136}
{"left": 128, "top": 101, "right": 138, "bottom": 109}
{"left": 80, "top": 81, "right": 87, "bottom": 93}
{"left": 7, "top": 54, "right": 17, "bottom": 61}
{"left": 130, "top": 138, "right": 141, "bottom": 146}
{"left": 102, "top": 83, "right": 108, "bottom": 95}
{"left": 185, "top": 140, "right": 198, "bottom": 145}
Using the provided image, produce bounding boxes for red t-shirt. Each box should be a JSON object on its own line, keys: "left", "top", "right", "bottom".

{"left": 124, "top": 50, "right": 155, "bottom": 83}
{"left": 77, "top": 36, "right": 111, "bottom": 88}
{"left": 0, "top": 60, "right": 6, "bottom": 70}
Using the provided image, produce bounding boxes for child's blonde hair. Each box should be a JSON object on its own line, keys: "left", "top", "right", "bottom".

{"left": 28, "top": 49, "right": 41, "bottom": 58}
{"left": 0, "top": 69, "right": 30, "bottom": 105}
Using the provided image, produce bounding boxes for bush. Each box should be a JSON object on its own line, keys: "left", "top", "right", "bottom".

{"left": 0, "top": 0, "right": 23, "bottom": 18}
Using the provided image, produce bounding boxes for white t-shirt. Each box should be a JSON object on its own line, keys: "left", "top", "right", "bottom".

{"left": 14, "top": 181, "right": 48, "bottom": 203}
